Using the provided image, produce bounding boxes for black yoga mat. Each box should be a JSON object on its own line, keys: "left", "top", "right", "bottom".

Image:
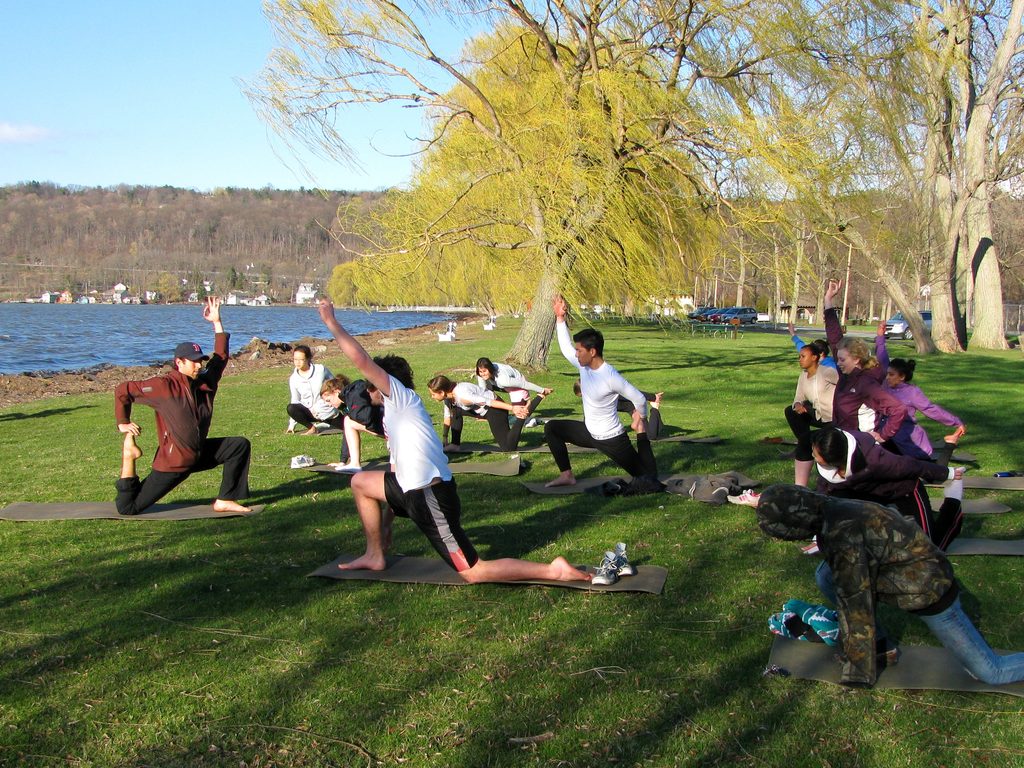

{"left": 310, "top": 554, "right": 667, "bottom": 593}
{"left": 960, "top": 498, "right": 1011, "bottom": 515}
{"left": 768, "top": 636, "right": 1024, "bottom": 697}
{"left": 946, "top": 538, "right": 1024, "bottom": 556}
{"left": 0, "top": 502, "right": 263, "bottom": 521}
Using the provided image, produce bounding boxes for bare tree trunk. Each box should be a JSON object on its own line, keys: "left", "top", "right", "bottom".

{"left": 965, "top": 190, "right": 1009, "bottom": 349}
{"left": 506, "top": 267, "right": 562, "bottom": 369}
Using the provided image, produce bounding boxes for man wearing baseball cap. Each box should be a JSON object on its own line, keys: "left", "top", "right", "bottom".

{"left": 113, "top": 296, "right": 251, "bottom": 515}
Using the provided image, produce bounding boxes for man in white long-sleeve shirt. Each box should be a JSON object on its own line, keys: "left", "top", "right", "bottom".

{"left": 543, "top": 296, "right": 660, "bottom": 491}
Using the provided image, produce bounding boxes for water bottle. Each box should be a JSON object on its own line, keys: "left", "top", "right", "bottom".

{"left": 993, "top": 471, "right": 1020, "bottom": 478}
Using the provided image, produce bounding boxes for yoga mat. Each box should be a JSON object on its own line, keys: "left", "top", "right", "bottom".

{"left": 0, "top": 502, "right": 263, "bottom": 521}
{"left": 522, "top": 471, "right": 759, "bottom": 496}
{"left": 768, "top": 636, "right": 1024, "bottom": 697}
{"left": 304, "top": 455, "right": 522, "bottom": 477}
{"left": 929, "top": 476, "right": 1024, "bottom": 491}
{"left": 309, "top": 554, "right": 667, "bottom": 593}
{"left": 450, "top": 434, "right": 722, "bottom": 455}
{"left": 946, "top": 538, "right": 1024, "bottom": 556}
{"left": 960, "top": 498, "right": 1011, "bottom": 515}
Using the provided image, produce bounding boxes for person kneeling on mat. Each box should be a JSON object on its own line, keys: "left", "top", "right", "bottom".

{"left": 317, "top": 299, "right": 590, "bottom": 585}
{"left": 756, "top": 484, "right": 1024, "bottom": 687}
{"left": 113, "top": 296, "right": 251, "bottom": 516}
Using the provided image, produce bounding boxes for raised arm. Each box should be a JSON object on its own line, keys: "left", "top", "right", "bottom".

{"left": 823, "top": 280, "right": 843, "bottom": 352}
{"left": 317, "top": 299, "right": 392, "bottom": 396}
{"left": 552, "top": 295, "right": 580, "bottom": 368}
{"left": 203, "top": 296, "right": 224, "bottom": 334}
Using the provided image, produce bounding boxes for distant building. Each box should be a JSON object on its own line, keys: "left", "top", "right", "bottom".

{"left": 295, "top": 283, "right": 317, "bottom": 304}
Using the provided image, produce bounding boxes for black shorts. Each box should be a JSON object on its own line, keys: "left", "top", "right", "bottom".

{"left": 383, "top": 474, "right": 479, "bottom": 572}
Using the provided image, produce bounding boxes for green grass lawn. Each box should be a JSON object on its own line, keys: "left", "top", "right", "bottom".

{"left": 1, "top": 320, "right": 1022, "bottom": 767}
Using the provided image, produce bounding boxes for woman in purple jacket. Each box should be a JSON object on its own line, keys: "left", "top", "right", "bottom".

{"left": 823, "top": 280, "right": 907, "bottom": 445}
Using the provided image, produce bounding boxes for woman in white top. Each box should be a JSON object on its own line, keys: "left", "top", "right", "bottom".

{"left": 784, "top": 338, "right": 838, "bottom": 486}
{"left": 427, "top": 376, "right": 541, "bottom": 451}
{"left": 285, "top": 345, "right": 343, "bottom": 434}
{"left": 475, "top": 357, "right": 551, "bottom": 404}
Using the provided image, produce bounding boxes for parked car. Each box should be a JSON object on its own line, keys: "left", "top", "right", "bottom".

{"left": 711, "top": 306, "right": 758, "bottom": 324}
{"left": 885, "top": 311, "right": 932, "bottom": 339}
{"left": 690, "top": 307, "right": 720, "bottom": 322}
{"left": 688, "top": 306, "right": 715, "bottom": 320}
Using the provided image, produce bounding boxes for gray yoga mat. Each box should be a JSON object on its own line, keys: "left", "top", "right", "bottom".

{"left": 960, "top": 498, "right": 1011, "bottom": 515}
{"left": 946, "top": 538, "right": 1024, "bottom": 556}
{"left": 929, "top": 475, "right": 1024, "bottom": 491}
{"left": 768, "top": 636, "right": 1024, "bottom": 697}
{"left": 448, "top": 434, "right": 723, "bottom": 455}
{"left": 0, "top": 502, "right": 264, "bottom": 521}
{"left": 310, "top": 554, "right": 667, "bottom": 593}
{"left": 304, "top": 455, "right": 522, "bottom": 477}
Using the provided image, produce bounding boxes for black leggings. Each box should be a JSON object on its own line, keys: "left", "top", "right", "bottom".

{"left": 784, "top": 405, "right": 827, "bottom": 461}
{"left": 287, "top": 403, "right": 344, "bottom": 430}
{"left": 834, "top": 480, "right": 963, "bottom": 551}
{"left": 543, "top": 419, "right": 658, "bottom": 479}
{"left": 447, "top": 396, "right": 541, "bottom": 451}
{"left": 115, "top": 436, "right": 251, "bottom": 516}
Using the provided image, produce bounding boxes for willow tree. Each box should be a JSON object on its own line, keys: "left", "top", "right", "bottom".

{"left": 251, "top": 0, "right": 803, "bottom": 366}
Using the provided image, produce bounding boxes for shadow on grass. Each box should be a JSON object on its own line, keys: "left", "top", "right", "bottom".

{"left": 0, "top": 404, "right": 97, "bottom": 421}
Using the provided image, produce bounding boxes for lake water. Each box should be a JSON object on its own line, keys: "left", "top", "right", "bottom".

{"left": 0, "top": 303, "right": 451, "bottom": 375}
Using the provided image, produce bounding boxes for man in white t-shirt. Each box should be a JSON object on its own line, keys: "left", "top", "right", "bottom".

{"left": 544, "top": 296, "right": 660, "bottom": 492}
{"left": 317, "top": 300, "right": 591, "bottom": 584}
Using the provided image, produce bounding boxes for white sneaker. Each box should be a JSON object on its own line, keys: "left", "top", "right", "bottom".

{"left": 727, "top": 489, "right": 761, "bottom": 507}
{"left": 290, "top": 455, "right": 316, "bottom": 469}
{"left": 524, "top": 417, "right": 539, "bottom": 428}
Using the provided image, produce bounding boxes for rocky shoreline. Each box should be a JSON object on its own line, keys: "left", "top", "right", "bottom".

{"left": 0, "top": 319, "right": 464, "bottom": 409}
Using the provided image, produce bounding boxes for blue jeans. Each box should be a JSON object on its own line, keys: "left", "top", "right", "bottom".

{"left": 816, "top": 562, "right": 1024, "bottom": 685}
{"left": 919, "top": 597, "right": 1024, "bottom": 685}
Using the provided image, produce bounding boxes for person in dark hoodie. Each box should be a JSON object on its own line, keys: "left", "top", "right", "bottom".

{"left": 113, "top": 296, "right": 251, "bottom": 516}
{"left": 756, "top": 484, "right": 1024, "bottom": 687}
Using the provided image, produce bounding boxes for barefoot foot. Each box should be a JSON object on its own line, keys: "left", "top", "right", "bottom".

{"left": 212, "top": 499, "right": 253, "bottom": 514}
{"left": 550, "top": 556, "right": 591, "bottom": 582}
{"left": 122, "top": 434, "right": 143, "bottom": 461}
{"left": 339, "top": 553, "right": 387, "bottom": 571}
{"left": 544, "top": 473, "right": 577, "bottom": 488}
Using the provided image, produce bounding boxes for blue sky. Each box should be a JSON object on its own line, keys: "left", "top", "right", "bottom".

{"left": 0, "top": 2, "right": 433, "bottom": 192}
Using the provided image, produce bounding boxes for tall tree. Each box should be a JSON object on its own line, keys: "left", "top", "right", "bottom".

{"left": 251, "top": 0, "right": 801, "bottom": 366}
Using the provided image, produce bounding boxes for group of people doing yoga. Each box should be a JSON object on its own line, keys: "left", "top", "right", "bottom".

{"left": 765, "top": 278, "right": 1023, "bottom": 687}
{"left": 112, "top": 288, "right": 1022, "bottom": 686}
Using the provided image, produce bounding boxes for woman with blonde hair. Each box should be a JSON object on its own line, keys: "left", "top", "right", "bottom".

{"left": 823, "top": 280, "right": 907, "bottom": 446}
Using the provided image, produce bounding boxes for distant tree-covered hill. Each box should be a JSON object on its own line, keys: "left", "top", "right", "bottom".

{"left": 0, "top": 182, "right": 382, "bottom": 301}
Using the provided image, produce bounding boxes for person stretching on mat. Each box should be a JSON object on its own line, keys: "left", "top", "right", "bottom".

{"left": 475, "top": 357, "right": 552, "bottom": 405}
{"left": 320, "top": 377, "right": 386, "bottom": 471}
{"left": 544, "top": 296, "right": 660, "bottom": 491}
{"left": 811, "top": 426, "right": 964, "bottom": 550}
{"left": 571, "top": 380, "right": 667, "bottom": 440}
{"left": 427, "top": 376, "right": 542, "bottom": 452}
{"left": 114, "top": 296, "right": 251, "bottom": 516}
{"left": 317, "top": 299, "right": 591, "bottom": 584}
{"left": 285, "top": 345, "right": 345, "bottom": 434}
{"left": 756, "top": 484, "right": 1024, "bottom": 687}
{"left": 823, "top": 279, "right": 907, "bottom": 445}
{"left": 875, "top": 323, "right": 966, "bottom": 463}
{"left": 785, "top": 338, "right": 838, "bottom": 486}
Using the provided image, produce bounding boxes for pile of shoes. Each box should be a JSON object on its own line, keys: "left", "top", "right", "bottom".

{"left": 290, "top": 455, "right": 316, "bottom": 469}
{"left": 592, "top": 542, "right": 638, "bottom": 586}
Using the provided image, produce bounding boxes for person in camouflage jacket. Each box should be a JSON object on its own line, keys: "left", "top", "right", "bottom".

{"left": 756, "top": 484, "right": 1024, "bottom": 687}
